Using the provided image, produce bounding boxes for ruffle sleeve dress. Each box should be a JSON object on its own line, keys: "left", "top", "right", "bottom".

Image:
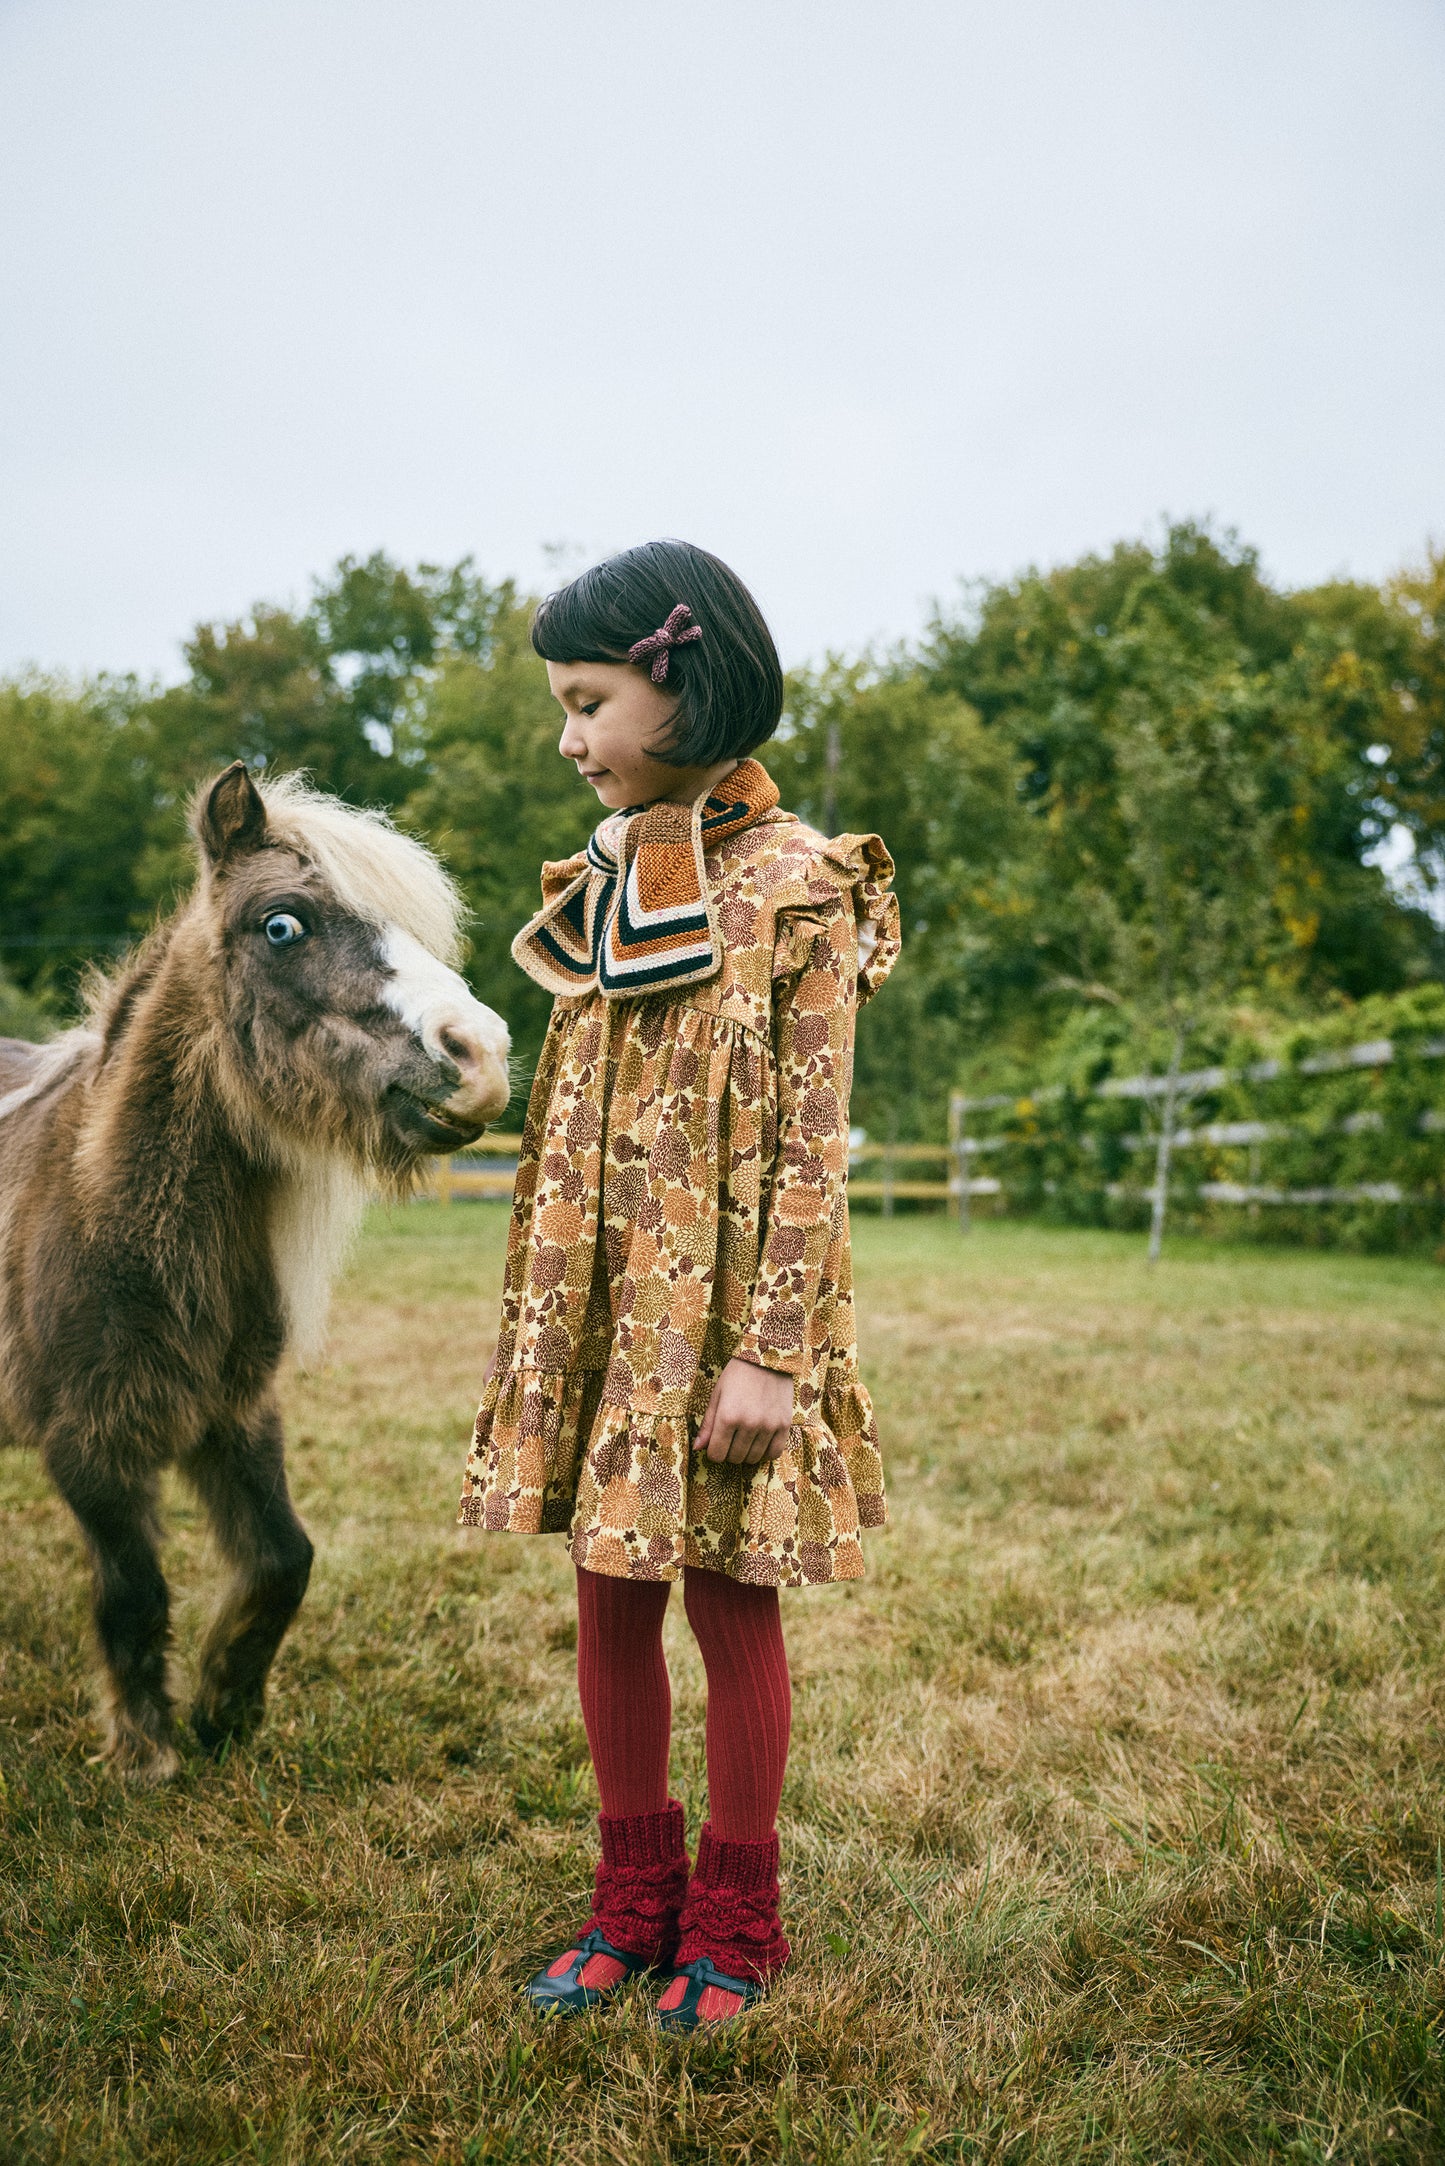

{"left": 457, "top": 800, "right": 901, "bottom": 1586}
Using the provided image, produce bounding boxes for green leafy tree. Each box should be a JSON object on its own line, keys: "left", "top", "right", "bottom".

{"left": 770, "top": 662, "right": 1042, "bottom": 1135}
{"left": 0, "top": 963, "right": 59, "bottom": 1040}
{"left": 127, "top": 553, "right": 518, "bottom": 909}
{"left": 400, "top": 589, "right": 594, "bottom": 1098}
{"left": 3, "top": 527, "right": 1441, "bottom": 1182}
{"left": 1078, "top": 681, "right": 1285, "bottom": 1260}
{"left": 0, "top": 675, "right": 153, "bottom": 998}
{"left": 1265, "top": 562, "right": 1445, "bottom": 984}
{"left": 923, "top": 523, "right": 1442, "bottom": 1014}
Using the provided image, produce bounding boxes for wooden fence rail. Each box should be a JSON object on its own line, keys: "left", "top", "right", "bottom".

{"left": 429, "top": 1133, "right": 524, "bottom": 1203}
{"left": 846, "top": 1141, "right": 995, "bottom": 1220}
{"left": 955, "top": 1034, "right": 1445, "bottom": 1113}
{"left": 423, "top": 1135, "right": 992, "bottom": 1218}
{"left": 421, "top": 1022, "right": 1443, "bottom": 1230}
{"left": 949, "top": 1028, "right": 1445, "bottom": 1223}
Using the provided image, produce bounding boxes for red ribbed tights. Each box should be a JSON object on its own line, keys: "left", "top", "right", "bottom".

{"left": 574, "top": 1564, "right": 791, "bottom": 1840}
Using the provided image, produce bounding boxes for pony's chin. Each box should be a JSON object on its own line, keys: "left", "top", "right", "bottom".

{"left": 384, "top": 1093, "right": 486, "bottom": 1154}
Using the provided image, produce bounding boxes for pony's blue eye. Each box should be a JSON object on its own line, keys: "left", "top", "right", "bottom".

{"left": 263, "top": 912, "right": 306, "bottom": 947}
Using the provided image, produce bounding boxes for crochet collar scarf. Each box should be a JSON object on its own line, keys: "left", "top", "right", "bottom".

{"left": 512, "top": 757, "right": 780, "bottom": 999}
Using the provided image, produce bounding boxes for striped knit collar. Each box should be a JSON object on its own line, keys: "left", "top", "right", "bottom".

{"left": 512, "top": 758, "right": 781, "bottom": 999}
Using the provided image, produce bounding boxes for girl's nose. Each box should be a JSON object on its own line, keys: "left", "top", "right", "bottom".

{"left": 558, "top": 715, "right": 587, "bottom": 761}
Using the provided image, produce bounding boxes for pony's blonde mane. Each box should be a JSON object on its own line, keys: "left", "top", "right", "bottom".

{"left": 256, "top": 773, "right": 467, "bottom": 965}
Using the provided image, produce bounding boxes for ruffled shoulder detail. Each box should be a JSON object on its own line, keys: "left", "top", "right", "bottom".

{"left": 769, "top": 828, "right": 901, "bottom": 1002}
{"left": 827, "top": 833, "right": 902, "bottom": 1003}
{"left": 819, "top": 830, "right": 893, "bottom": 885}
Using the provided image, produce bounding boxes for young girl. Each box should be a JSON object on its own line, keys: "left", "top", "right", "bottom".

{"left": 458, "top": 540, "right": 899, "bottom": 2031}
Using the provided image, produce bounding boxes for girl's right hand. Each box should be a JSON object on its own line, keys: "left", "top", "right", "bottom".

{"left": 696, "top": 1357, "right": 795, "bottom": 1467}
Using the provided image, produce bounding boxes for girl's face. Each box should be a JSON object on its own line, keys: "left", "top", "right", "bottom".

{"left": 546, "top": 660, "right": 732, "bottom": 810}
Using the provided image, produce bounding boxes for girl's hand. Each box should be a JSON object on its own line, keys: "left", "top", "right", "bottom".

{"left": 696, "top": 1358, "right": 794, "bottom": 1467}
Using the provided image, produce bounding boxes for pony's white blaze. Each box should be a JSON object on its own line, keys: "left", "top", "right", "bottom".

{"left": 380, "top": 927, "right": 511, "bottom": 1123}
{"left": 253, "top": 775, "right": 509, "bottom": 1118}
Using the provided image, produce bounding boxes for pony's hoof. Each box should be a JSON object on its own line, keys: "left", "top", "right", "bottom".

{"left": 126, "top": 1743, "right": 182, "bottom": 1787}
{"left": 90, "top": 1735, "right": 181, "bottom": 1786}
{"left": 191, "top": 1698, "right": 262, "bottom": 1756}
{"left": 97, "top": 1688, "right": 180, "bottom": 1784}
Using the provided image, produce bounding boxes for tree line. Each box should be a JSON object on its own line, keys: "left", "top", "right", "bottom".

{"left": 2, "top": 525, "right": 1442, "bottom": 1138}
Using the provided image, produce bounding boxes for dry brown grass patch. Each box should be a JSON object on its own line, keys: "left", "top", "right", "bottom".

{"left": 3, "top": 1214, "right": 1445, "bottom": 2160}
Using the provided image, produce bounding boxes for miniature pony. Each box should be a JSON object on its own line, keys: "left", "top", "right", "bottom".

{"left": 0, "top": 763, "right": 510, "bottom": 1782}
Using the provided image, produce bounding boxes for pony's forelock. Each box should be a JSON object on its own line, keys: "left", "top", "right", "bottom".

{"left": 253, "top": 773, "right": 467, "bottom": 965}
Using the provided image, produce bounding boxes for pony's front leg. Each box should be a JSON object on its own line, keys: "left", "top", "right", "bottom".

{"left": 182, "top": 1397, "right": 314, "bottom": 1753}
{"left": 44, "top": 1445, "right": 180, "bottom": 1784}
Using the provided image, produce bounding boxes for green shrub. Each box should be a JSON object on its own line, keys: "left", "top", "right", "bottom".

{"left": 961, "top": 986, "right": 1445, "bottom": 1253}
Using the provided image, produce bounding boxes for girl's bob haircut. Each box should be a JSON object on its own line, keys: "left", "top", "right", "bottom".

{"left": 531, "top": 539, "right": 784, "bottom": 769}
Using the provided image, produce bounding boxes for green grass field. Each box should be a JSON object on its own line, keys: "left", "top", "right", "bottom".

{"left": 4, "top": 1210, "right": 1445, "bottom": 2163}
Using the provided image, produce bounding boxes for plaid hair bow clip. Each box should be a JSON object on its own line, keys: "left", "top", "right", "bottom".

{"left": 628, "top": 603, "right": 703, "bottom": 684}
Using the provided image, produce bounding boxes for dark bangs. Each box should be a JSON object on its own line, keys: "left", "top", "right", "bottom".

{"left": 531, "top": 539, "right": 784, "bottom": 768}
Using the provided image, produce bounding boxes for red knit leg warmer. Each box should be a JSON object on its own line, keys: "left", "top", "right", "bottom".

{"left": 674, "top": 1823, "right": 790, "bottom": 1981}
{"left": 675, "top": 1567, "right": 793, "bottom": 1980}
{"left": 584, "top": 1800, "right": 691, "bottom": 1966}
{"left": 574, "top": 1566, "right": 688, "bottom": 1964}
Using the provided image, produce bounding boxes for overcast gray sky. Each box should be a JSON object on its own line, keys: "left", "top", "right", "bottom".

{"left": 2, "top": 0, "right": 1442, "bottom": 682}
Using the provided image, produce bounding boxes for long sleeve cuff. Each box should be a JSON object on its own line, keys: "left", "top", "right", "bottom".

{"left": 731, "top": 1335, "right": 807, "bottom": 1379}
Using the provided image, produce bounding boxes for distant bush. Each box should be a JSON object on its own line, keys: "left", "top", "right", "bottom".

{"left": 960, "top": 986, "right": 1445, "bottom": 1253}
{"left": 3, "top": 526, "right": 1443, "bottom": 1141}
{"left": 0, "top": 967, "right": 57, "bottom": 1043}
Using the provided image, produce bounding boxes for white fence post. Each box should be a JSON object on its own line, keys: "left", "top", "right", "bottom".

{"left": 949, "top": 1090, "right": 970, "bottom": 1232}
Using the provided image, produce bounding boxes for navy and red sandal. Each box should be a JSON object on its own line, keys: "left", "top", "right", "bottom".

{"left": 524, "top": 1927, "right": 653, "bottom": 2016}
{"left": 654, "top": 1956, "right": 763, "bottom": 2033}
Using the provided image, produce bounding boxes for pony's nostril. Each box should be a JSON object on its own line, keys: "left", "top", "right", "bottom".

{"left": 439, "top": 1028, "right": 472, "bottom": 1065}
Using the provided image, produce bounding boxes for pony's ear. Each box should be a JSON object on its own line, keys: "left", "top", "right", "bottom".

{"left": 197, "top": 762, "right": 269, "bottom": 865}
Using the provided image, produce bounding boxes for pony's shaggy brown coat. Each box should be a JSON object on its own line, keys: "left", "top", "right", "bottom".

{"left": 0, "top": 765, "right": 509, "bottom": 1781}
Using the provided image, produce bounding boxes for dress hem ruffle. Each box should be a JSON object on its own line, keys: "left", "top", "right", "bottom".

{"left": 457, "top": 1361, "right": 886, "bottom": 1589}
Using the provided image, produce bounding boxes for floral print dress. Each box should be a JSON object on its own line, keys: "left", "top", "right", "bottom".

{"left": 458, "top": 803, "right": 900, "bottom": 1586}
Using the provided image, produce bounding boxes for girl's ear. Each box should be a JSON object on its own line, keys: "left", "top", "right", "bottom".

{"left": 197, "top": 762, "right": 270, "bottom": 864}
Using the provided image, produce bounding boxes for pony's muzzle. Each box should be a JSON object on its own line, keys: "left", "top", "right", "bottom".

{"left": 431, "top": 1008, "right": 511, "bottom": 1127}
{"left": 379, "top": 929, "right": 512, "bottom": 1134}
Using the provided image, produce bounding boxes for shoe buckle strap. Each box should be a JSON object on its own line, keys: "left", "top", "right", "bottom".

{"left": 674, "top": 1956, "right": 755, "bottom": 1998}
